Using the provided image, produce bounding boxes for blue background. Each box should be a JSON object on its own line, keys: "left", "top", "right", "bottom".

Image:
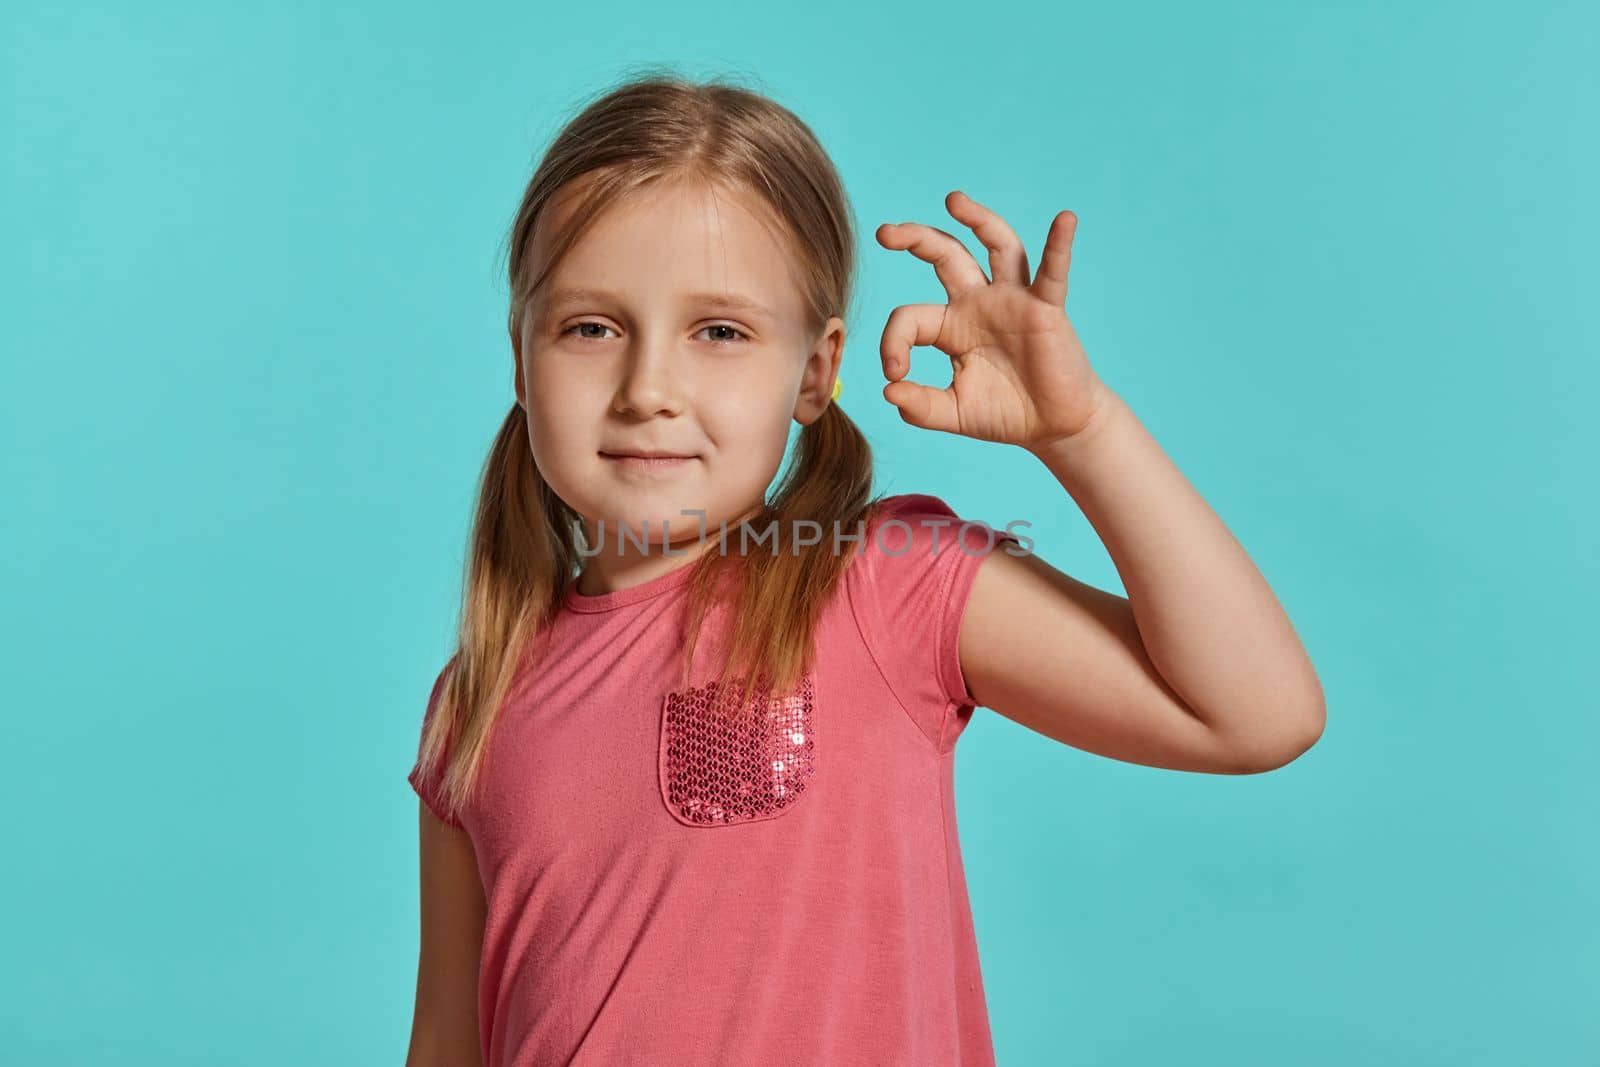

{"left": 4, "top": 2, "right": 1594, "bottom": 1063}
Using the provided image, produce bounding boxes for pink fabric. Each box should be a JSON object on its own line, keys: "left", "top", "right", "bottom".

{"left": 409, "top": 492, "right": 1018, "bottom": 1066}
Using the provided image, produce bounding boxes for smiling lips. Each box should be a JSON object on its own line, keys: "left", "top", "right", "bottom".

{"left": 600, "top": 449, "right": 697, "bottom": 473}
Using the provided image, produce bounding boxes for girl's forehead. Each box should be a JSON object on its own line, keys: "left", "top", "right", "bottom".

{"left": 575, "top": 179, "right": 781, "bottom": 252}
{"left": 547, "top": 171, "right": 778, "bottom": 238}
{"left": 536, "top": 179, "right": 805, "bottom": 322}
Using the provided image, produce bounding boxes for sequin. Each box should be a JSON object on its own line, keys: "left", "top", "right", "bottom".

{"left": 660, "top": 672, "right": 817, "bottom": 826}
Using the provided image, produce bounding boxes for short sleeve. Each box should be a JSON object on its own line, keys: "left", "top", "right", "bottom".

{"left": 846, "top": 492, "right": 1021, "bottom": 752}
{"left": 407, "top": 661, "right": 465, "bottom": 829}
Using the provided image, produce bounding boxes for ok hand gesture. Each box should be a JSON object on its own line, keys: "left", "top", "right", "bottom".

{"left": 876, "top": 191, "right": 1111, "bottom": 452}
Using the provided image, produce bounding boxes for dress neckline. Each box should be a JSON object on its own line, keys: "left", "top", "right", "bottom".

{"left": 562, "top": 555, "right": 701, "bottom": 613}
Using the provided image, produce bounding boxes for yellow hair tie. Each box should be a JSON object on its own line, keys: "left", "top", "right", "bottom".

{"left": 831, "top": 378, "right": 843, "bottom": 403}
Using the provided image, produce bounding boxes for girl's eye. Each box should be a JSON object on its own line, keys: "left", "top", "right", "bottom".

{"left": 561, "top": 322, "right": 750, "bottom": 345}
{"left": 564, "top": 321, "right": 617, "bottom": 341}
{"left": 697, "top": 324, "right": 750, "bottom": 344}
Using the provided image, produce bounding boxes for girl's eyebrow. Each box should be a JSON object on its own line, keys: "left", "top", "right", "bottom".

{"left": 541, "top": 286, "right": 776, "bottom": 320}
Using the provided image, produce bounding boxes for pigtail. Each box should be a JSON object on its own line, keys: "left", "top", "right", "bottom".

{"left": 415, "top": 404, "right": 577, "bottom": 823}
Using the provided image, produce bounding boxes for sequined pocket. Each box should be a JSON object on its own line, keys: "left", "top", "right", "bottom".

{"left": 658, "top": 671, "right": 817, "bottom": 827}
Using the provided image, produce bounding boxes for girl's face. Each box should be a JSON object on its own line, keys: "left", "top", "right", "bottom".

{"left": 512, "top": 176, "right": 844, "bottom": 562}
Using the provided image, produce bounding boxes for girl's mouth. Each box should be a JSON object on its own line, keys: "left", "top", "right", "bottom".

{"left": 599, "top": 451, "right": 698, "bottom": 473}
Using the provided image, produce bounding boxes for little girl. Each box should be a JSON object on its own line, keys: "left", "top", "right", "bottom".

{"left": 405, "top": 73, "right": 1325, "bottom": 1067}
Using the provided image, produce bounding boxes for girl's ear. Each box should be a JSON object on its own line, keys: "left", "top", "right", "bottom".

{"left": 794, "top": 316, "right": 846, "bottom": 425}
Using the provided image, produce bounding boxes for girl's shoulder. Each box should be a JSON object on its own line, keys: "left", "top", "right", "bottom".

{"left": 854, "top": 490, "right": 1018, "bottom": 569}
{"left": 842, "top": 491, "right": 1019, "bottom": 751}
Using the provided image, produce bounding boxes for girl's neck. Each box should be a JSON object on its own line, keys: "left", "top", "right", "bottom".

{"left": 574, "top": 500, "right": 766, "bottom": 597}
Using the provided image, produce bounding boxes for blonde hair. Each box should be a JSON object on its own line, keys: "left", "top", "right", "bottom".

{"left": 414, "top": 69, "right": 887, "bottom": 824}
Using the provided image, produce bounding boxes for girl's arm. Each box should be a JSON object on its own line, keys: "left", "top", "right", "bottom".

{"left": 405, "top": 806, "right": 486, "bottom": 1066}
{"left": 961, "top": 387, "right": 1325, "bottom": 774}
{"left": 876, "top": 192, "right": 1324, "bottom": 773}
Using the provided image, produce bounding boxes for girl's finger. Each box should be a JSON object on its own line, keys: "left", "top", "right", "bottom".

{"left": 875, "top": 221, "right": 989, "bottom": 298}
{"left": 883, "top": 376, "right": 961, "bottom": 435}
{"left": 1031, "top": 210, "right": 1077, "bottom": 307}
{"left": 944, "top": 190, "right": 1030, "bottom": 286}
{"left": 879, "top": 302, "right": 953, "bottom": 381}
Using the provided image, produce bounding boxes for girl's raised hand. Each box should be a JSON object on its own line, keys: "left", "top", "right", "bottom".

{"left": 875, "top": 191, "right": 1109, "bottom": 452}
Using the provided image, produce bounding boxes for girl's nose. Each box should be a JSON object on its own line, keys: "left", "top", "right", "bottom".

{"left": 611, "top": 343, "right": 685, "bottom": 418}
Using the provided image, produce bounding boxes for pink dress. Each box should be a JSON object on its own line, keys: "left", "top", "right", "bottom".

{"left": 409, "top": 493, "right": 1020, "bottom": 1066}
